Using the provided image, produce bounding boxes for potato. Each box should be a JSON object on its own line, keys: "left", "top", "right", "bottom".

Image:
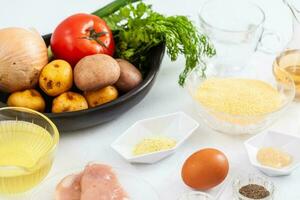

{"left": 52, "top": 92, "right": 88, "bottom": 113}
{"left": 7, "top": 89, "right": 45, "bottom": 112}
{"left": 74, "top": 54, "right": 120, "bottom": 91}
{"left": 84, "top": 86, "right": 118, "bottom": 108}
{"left": 39, "top": 60, "right": 73, "bottom": 96}
{"left": 115, "top": 59, "right": 142, "bottom": 92}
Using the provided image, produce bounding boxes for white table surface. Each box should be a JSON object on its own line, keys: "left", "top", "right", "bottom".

{"left": 1, "top": 0, "right": 300, "bottom": 199}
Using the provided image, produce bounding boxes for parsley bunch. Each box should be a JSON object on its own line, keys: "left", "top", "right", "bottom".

{"left": 98, "top": 1, "right": 215, "bottom": 86}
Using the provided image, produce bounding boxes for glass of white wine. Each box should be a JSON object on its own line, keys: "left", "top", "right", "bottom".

{"left": 273, "top": 49, "right": 300, "bottom": 101}
{"left": 0, "top": 107, "right": 59, "bottom": 197}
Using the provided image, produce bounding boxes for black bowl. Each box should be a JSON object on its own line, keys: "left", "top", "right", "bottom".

{"left": 0, "top": 34, "right": 165, "bottom": 132}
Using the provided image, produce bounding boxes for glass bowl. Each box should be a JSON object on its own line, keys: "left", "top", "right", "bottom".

{"left": 185, "top": 65, "right": 295, "bottom": 135}
{"left": 272, "top": 49, "right": 300, "bottom": 101}
{"left": 0, "top": 107, "right": 59, "bottom": 194}
{"left": 178, "top": 191, "right": 214, "bottom": 200}
{"left": 232, "top": 174, "right": 275, "bottom": 200}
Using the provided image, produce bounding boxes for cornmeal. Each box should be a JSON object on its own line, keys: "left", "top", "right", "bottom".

{"left": 195, "top": 78, "right": 282, "bottom": 115}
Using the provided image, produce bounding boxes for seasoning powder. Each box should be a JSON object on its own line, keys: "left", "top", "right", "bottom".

{"left": 195, "top": 78, "right": 282, "bottom": 116}
{"left": 257, "top": 147, "right": 293, "bottom": 169}
{"left": 133, "top": 136, "right": 176, "bottom": 156}
{"left": 239, "top": 184, "right": 270, "bottom": 199}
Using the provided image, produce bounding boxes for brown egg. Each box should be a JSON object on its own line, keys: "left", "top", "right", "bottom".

{"left": 181, "top": 148, "right": 229, "bottom": 190}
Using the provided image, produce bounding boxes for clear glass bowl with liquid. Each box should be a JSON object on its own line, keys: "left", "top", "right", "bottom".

{"left": 273, "top": 49, "right": 300, "bottom": 101}
{"left": 0, "top": 107, "right": 59, "bottom": 194}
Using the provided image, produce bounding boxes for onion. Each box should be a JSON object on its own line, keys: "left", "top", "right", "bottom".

{"left": 0, "top": 27, "right": 48, "bottom": 93}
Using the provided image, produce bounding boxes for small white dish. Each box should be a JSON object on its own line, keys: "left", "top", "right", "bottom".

{"left": 111, "top": 112, "right": 199, "bottom": 164}
{"left": 244, "top": 131, "right": 300, "bottom": 176}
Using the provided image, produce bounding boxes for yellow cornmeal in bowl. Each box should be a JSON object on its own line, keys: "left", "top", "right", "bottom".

{"left": 133, "top": 136, "right": 177, "bottom": 156}
{"left": 195, "top": 78, "right": 282, "bottom": 116}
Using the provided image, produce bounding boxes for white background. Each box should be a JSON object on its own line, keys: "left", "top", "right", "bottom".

{"left": 1, "top": 0, "right": 300, "bottom": 199}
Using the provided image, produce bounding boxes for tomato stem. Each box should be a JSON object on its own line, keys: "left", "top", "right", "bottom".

{"left": 80, "top": 29, "right": 108, "bottom": 48}
{"left": 90, "top": 29, "right": 107, "bottom": 38}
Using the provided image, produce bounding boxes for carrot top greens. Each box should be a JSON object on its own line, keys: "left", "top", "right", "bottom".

{"left": 95, "top": 1, "right": 215, "bottom": 86}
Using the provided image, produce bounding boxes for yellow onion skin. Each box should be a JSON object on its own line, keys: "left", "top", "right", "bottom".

{"left": 0, "top": 27, "right": 48, "bottom": 93}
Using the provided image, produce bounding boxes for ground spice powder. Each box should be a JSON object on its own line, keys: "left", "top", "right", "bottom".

{"left": 133, "top": 136, "right": 176, "bottom": 156}
{"left": 257, "top": 147, "right": 293, "bottom": 169}
{"left": 239, "top": 184, "right": 270, "bottom": 199}
{"left": 195, "top": 78, "right": 282, "bottom": 116}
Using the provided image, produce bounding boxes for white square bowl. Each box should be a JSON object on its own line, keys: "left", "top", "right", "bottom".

{"left": 111, "top": 112, "right": 199, "bottom": 164}
{"left": 244, "top": 131, "right": 300, "bottom": 176}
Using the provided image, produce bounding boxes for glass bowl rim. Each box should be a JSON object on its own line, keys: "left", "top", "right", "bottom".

{"left": 178, "top": 191, "right": 214, "bottom": 200}
{"left": 273, "top": 49, "right": 300, "bottom": 67}
{"left": 0, "top": 106, "right": 59, "bottom": 159}
{"left": 198, "top": 0, "right": 266, "bottom": 33}
{"left": 232, "top": 173, "right": 275, "bottom": 200}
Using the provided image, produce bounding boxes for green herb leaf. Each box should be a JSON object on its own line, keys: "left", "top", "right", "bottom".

{"left": 101, "top": 1, "right": 215, "bottom": 86}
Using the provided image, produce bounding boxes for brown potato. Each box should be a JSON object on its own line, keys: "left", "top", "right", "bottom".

{"left": 84, "top": 86, "right": 118, "bottom": 108}
{"left": 39, "top": 60, "right": 73, "bottom": 96}
{"left": 52, "top": 92, "right": 88, "bottom": 113}
{"left": 115, "top": 59, "right": 142, "bottom": 92}
{"left": 74, "top": 54, "right": 120, "bottom": 91}
{"left": 7, "top": 89, "right": 45, "bottom": 112}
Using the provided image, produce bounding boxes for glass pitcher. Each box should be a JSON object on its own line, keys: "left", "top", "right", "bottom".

{"left": 283, "top": 0, "right": 300, "bottom": 49}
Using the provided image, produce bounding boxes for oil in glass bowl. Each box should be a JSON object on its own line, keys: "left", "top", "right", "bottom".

{"left": 0, "top": 107, "right": 59, "bottom": 194}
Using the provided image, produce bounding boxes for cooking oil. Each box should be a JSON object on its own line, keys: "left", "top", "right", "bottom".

{"left": 0, "top": 121, "right": 54, "bottom": 194}
{"left": 273, "top": 49, "right": 300, "bottom": 100}
{"left": 283, "top": 65, "right": 300, "bottom": 98}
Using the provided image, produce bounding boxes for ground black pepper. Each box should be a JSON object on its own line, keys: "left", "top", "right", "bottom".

{"left": 239, "top": 184, "right": 270, "bottom": 199}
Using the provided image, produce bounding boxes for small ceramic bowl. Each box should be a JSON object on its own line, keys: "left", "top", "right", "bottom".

{"left": 244, "top": 131, "right": 300, "bottom": 176}
{"left": 111, "top": 112, "right": 199, "bottom": 164}
{"left": 178, "top": 192, "right": 214, "bottom": 200}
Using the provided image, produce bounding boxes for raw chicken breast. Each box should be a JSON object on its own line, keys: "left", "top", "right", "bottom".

{"left": 55, "top": 172, "right": 82, "bottom": 200}
{"left": 81, "top": 163, "right": 128, "bottom": 200}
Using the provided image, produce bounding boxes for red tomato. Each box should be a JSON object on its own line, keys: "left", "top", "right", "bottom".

{"left": 51, "top": 13, "right": 115, "bottom": 66}
{"left": 181, "top": 148, "right": 229, "bottom": 190}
